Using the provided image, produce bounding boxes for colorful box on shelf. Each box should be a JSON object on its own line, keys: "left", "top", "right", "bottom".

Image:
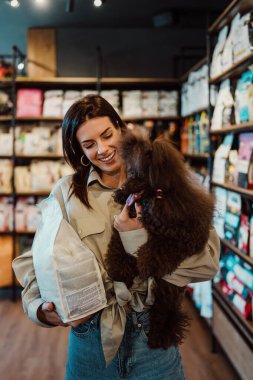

{"left": 213, "top": 134, "right": 234, "bottom": 183}
{"left": 16, "top": 89, "right": 43, "bottom": 117}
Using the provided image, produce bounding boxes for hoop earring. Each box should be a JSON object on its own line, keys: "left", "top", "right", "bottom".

{"left": 80, "top": 155, "right": 90, "bottom": 167}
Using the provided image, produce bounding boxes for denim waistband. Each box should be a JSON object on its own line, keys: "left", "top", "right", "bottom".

{"left": 90, "top": 308, "right": 150, "bottom": 329}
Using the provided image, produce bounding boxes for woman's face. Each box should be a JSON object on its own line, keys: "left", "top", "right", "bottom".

{"left": 76, "top": 116, "right": 122, "bottom": 177}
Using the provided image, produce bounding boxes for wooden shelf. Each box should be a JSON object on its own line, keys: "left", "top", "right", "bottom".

{"left": 15, "top": 76, "right": 179, "bottom": 88}
{"left": 208, "top": 0, "right": 240, "bottom": 33}
{"left": 16, "top": 116, "right": 63, "bottom": 122}
{"left": 209, "top": 52, "right": 253, "bottom": 84}
{"left": 0, "top": 231, "right": 13, "bottom": 235}
{"left": 0, "top": 115, "right": 12, "bottom": 121}
{"left": 213, "top": 283, "right": 253, "bottom": 346}
{"left": 220, "top": 238, "right": 253, "bottom": 266}
{"left": 183, "top": 153, "right": 209, "bottom": 159}
{"left": 0, "top": 78, "right": 12, "bottom": 83}
{"left": 16, "top": 191, "right": 49, "bottom": 196}
{"left": 210, "top": 122, "right": 253, "bottom": 135}
{"left": 211, "top": 181, "right": 253, "bottom": 199}
{"left": 0, "top": 230, "right": 35, "bottom": 236}
{"left": 208, "top": 0, "right": 253, "bottom": 34}
{"left": 15, "top": 154, "right": 63, "bottom": 159}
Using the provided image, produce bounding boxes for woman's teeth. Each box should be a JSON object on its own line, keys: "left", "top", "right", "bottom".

{"left": 100, "top": 151, "right": 115, "bottom": 162}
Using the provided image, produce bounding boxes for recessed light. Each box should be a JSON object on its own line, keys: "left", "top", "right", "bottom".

{"left": 7, "top": 0, "right": 20, "bottom": 8}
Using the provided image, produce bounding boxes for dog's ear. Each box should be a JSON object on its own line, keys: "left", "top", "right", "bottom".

{"left": 119, "top": 130, "right": 152, "bottom": 177}
{"left": 148, "top": 139, "right": 186, "bottom": 190}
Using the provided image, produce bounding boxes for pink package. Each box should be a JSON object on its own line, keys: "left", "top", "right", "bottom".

{"left": 16, "top": 89, "right": 43, "bottom": 117}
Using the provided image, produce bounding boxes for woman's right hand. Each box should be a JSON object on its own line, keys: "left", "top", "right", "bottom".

{"left": 37, "top": 302, "right": 69, "bottom": 327}
{"left": 37, "top": 302, "right": 95, "bottom": 327}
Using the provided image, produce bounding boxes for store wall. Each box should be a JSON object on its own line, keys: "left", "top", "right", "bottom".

{"left": 0, "top": 25, "right": 205, "bottom": 77}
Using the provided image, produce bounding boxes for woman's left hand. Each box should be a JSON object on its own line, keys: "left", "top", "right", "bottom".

{"left": 114, "top": 200, "right": 143, "bottom": 232}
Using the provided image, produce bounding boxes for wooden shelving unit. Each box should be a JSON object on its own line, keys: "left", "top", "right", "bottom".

{"left": 210, "top": 52, "right": 253, "bottom": 84}
{"left": 207, "top": 3, "right": 253, "bottom": 377}
{"left": 15, "top": 154, "right": 63, "bottom": 159}
{"left": 212, "top": 283, "right": 253, "bottom": 346}
{"left": 211, "top": 181, "right": 253, "bottom": 199}
{"left": 16, "top": 191, "right": 50, "bottom": 196}
{"left": 15, "top": 116, "right": 63, "bottom": 122}
{"left": 210, "top": 122, "right": 253, "bottom": 135}
{"left": 15, "top": 76, "right": 180, "bottom": 89}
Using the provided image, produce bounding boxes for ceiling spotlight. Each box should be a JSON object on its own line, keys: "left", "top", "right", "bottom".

{"left": 94, "top": 0, "right": 104, "bottom": 7}
{"left": 7, "top": 0, "right": 20, "bottom": 7}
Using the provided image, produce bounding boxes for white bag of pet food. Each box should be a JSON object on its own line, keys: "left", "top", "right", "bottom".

{"left": 32, "top": 195, "right": 107, "bottom": 323}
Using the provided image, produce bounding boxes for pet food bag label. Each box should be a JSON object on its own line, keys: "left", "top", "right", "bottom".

{"left": 32, "top": 195, "right": 107, "bottom": 322}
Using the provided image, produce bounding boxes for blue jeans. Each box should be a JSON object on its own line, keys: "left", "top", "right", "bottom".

{"left": 65, "top": 310, "right": 186, "bottom": 380}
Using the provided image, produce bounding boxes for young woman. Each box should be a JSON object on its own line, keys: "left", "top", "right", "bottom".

{"left": 13, "top": 95, "right": 220, "bottom": 380}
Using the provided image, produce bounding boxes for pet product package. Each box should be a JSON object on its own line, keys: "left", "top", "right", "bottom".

{"left": 234, "top": 69, "right": 253, "bottom": 124}
{"left": 211, "top": 80, "right": 234, "bottom": 130}
{"left": 32, "top": 195, "right": 107, "bottom": 323}
{"left": 210, "top": 25, "right": 228, "bottom": 79}
{"left": 222, "top": 14, "right": 240, "bottom": 71}
{"left": 235, "top": 133, "right": 253, "bottom": 188}
{"left": 224, "top": 192, "right": 241, "bottom": 246}
{"left": 238, "top": 214, "right": 250, "bottom": 255}
{"left": 233, "top": 12, "right": 252, "bottom": 63}
{"left": 213, "top": 187, "right": 227, "bottom": 238}
{"left": 16, "top": 89, "right": 43, "bottom": 117}
{"left": 212, "top": 134, "right": 234, "bottom": 183}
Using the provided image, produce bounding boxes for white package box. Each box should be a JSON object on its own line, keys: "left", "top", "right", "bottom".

{"left": 32, "top": 196, "right": 107, "bottom": 322}
{"left": 210, "top": 25, "right": 228, "bottom": 79}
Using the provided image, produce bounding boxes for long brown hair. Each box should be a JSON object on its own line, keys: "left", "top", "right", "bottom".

{"left": 62, "top": 94, "right": 126, "bottom": 208}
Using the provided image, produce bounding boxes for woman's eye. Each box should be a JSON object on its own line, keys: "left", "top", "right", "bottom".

{"left": 83, "top": 143, "right": 94, "bottom": 149}
{"left": 104, "top": 133, "right": 112, "bottom": 139}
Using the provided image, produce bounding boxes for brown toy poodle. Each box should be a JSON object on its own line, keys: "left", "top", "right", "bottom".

{"left": 105, "top": 131, "right": 215, "bottom": 349}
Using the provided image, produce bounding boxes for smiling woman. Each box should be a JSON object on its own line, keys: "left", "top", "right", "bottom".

{"left": 12, "top": 94, "right": 220, "bottom": 380}
{"left": 62, "top": 95, "right": 127, "bottom": 205}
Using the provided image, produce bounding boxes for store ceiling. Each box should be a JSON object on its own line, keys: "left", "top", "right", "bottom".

{"left": 1, "top": 0, "right": 231, "bottom": 29}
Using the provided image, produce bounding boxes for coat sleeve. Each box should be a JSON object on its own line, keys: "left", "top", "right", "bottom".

{"left": 12, "top": 178, "right": 69, "bottom": 327}
{"left": 119, "top": 227, "right": 220, "bottom": 287}
{"left": 163, "top": 228, "right": 220, "bottom": 286}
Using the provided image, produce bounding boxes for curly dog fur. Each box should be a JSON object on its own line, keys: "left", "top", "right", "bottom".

{"left": 105, "top": 131, "right": 215, "bottom": 348}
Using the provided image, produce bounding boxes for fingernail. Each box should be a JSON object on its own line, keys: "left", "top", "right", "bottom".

{"left": 126, "top": 194, "right": 134, "bottom": 206}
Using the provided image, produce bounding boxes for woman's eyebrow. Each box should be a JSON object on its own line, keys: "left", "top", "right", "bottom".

{"left": 80, "top": 127, "right": 112, "bottom": 144}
